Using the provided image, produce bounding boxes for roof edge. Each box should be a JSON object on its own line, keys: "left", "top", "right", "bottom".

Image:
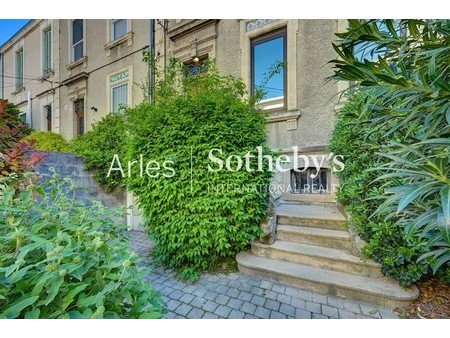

{"left": 0, "top": 19, "right": 38, "bottom": 53}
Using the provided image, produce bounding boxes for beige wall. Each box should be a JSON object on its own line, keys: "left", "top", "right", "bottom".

{"left": 2, "top": 19, "right": 342, "bottom": 149}
{"left": 57, "top": 19, "right": 151, "bottom": 139}
{"left": 163, "top": 19, "right": 340, "bottom": 151}
{"left": 0, "top": 19, "right": 59, "bottom": 132}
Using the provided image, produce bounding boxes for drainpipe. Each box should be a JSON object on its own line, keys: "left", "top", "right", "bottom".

{"left": 148, "top": 19, "right": 155, "bottom": 103}
{"left": 26, "top": 91, "right": 32, "bottom": 128}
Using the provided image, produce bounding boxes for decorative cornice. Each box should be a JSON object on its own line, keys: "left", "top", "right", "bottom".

{"left": 168, "top": 19, "right": 219, "bottom": 41}
{"left": 246, "top": 19, "right": 279, "bottom": 32}
{"left": 61, "top": 72, "right": 89, "bottom": 86}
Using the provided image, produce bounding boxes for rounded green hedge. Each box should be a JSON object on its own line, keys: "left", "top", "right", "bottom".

{"left": 24, "top": 131, "right": 71, "bottom": 153}
{"left": 127, "top": 63, "right": 273, "bottom": 279}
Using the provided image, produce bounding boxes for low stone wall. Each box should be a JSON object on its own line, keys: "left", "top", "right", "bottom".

{"left": 34, "top": 151, "right": 126, "bottom": 211}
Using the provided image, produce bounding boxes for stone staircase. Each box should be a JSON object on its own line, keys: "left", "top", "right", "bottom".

{"left": 236, "top": 200, "right": 419, "bottom": 308}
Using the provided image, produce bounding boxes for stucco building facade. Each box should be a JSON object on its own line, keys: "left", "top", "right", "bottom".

{"left": 1, "top": 19, "right": 346, "bottom": 212}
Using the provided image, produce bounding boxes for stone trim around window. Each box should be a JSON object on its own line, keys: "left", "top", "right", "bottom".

{"left": 104, "top": 31, "right": 134, "bottom": 56}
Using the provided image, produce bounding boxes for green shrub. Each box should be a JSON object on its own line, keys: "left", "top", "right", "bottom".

{"left": 0, "top": 99, "right": 43, "bottom": 194}
{"left": 126, "top": 60, "right": 272, "bottom": 279}
{"left": 330, "top": 92, "right": 430, "bottom": 286}
{"left": 0, "top": 100, "right": 36, "bottom": 178}
{"left": 24, "top": 131, "right": 72, "bottom": 153}
{"left": 331, "top": 19, "right": 450, "bottom": 284}
{"left": 71, "top": 113, "right": 127, "bottom": 193}
{"left": 0, "top": 171, "right": 164, "bottom": 318}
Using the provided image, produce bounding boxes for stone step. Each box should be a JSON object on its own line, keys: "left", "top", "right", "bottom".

{"left": 276, "top": 202, "right": 346, "bottom": 230}
{"left": 236, "top": 252, "right": 419, "bottom": 308}
{"left": 277, "top": 225, "right": 352, "bottom": 251}
{"left": 251, "top": 240, "right": 383, "bottom": 278}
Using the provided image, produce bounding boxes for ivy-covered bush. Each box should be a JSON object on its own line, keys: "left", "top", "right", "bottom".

{"left": 126, "top": 61, "right": 273, "bottom": 279}
{"left": 71, "top": 113, "right": 127, "bottom": 192}
{"left": 24, "top": 131, "right": 72, "bottom": 153}
{"left": 0, "top": 171, "right": 164, "bottom": 318}
{"left": 330, "top": 92, "right": 430, "bottom": 286}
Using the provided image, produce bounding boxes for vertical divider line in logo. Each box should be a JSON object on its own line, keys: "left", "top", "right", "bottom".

{"left": 190, "top": 145, "right": 193, "bottom": 194}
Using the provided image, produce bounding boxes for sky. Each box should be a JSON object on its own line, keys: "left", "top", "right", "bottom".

{"left": 0, "top": 19, "right": 31, "bottom": 47}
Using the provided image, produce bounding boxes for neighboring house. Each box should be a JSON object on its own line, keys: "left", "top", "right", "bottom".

{"left": 0, "top": 18, "right": 346, "bottom": 225}
{"left": 0, "top": 20, "right": 58, "bottom": 131}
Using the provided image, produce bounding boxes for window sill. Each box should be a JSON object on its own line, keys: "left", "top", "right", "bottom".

{"left": 266, "top": 109, "right": 301, "bottom": 123}
{"left": 39, "top": 70, "right": 54, "bottom": 81}
{"left": 11, "top": 86, "right": 25, "bottom": 96}
{"left": 66, "top": 56, "right": 88, "bottom": 71}
{"left": 104, "top": 32, "right": 133, "bottom": 56}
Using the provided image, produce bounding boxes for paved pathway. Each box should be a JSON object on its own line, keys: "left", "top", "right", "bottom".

{"left": 130, "top": 231, "right": 398, "bottom": 319}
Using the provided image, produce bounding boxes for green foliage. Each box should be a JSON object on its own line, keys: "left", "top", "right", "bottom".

{"left": 0, "top": 100, "right": 36, "bottom": 177}
{"left": 330, "top": 92, "right": 430, "bottom": 286}
{"left": 126, "top": 60, "right": 272, "bottom": 277}
{"left": 71, "top": 113, "right": 127, "bottom": 192}
{"left": 0, "top": 171, "right": 164, "bottom": 319}
{"left": 331, "top": 19, "right": 450, "bottom": 280}
{"left": 24, "top": 131, "right": 72, "bottom": 153}
{"left": 0, "top": 99, "right": 43, "bottom": 193}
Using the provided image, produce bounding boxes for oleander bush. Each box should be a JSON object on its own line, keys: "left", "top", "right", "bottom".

{"left": 330, "top": 92, "right": 430, "bottom": 286}
{"left": 126, "top": 60, "right": 273, "bottom": 279}
{"left": 24, "top": 131, "right": 72, "bottom": 153}
{"left": 0, "top": 171, "right": 164, "bottom": 318}
{"left": 71, "top": 112, "right": 127, "bottom": 193}
{"left": 330, "top": 19, "right": 450, "bottom": 285}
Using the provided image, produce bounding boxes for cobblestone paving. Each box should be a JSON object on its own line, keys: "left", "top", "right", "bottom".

{"left": 130, "top": 231, "right": 398, "bottom": 319}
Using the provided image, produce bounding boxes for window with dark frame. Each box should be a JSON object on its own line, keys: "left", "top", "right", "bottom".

{"left": 183, "top": 56, "right": 208, "bottom": 76}
{"left": 15, "top": 49, "right": 24, "bottom": 91}
{"left": 45, "top": 104, "right": 52, "bottom": 131}
{"left": 74, "top": 99, "right": 84, "bottom": 136}
{"left": 72, "top": 19, "right": 84, "bottom": 62}
{"left": 291, "top": 168, "right": 330, "bottom": 194}
{"left": 251, "top": 29, "right": 286, "bottom": 111}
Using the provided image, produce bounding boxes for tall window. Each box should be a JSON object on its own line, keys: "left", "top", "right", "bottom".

{"left": 251, "top": 30, "right": 286, "bottom": 111}
{"left": 43, "top": 28, "right": 52, "bottom": 74}
{"left": 74, "top": 99, "right": 84, "bottom": 136}
{"left": 111, "top": 82, "right": 128, "bottom": 112}
{"left": 72, "top": 19, "right": 84, "bottom": 62}
{"left": 45, "top": 104, "right": 52, "bottom": 131}
{"left": 15, "top": 49, "right": 24, "bottom": 91}
{"left": 111, "top": 19, "right": 128, "bottom": 41}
